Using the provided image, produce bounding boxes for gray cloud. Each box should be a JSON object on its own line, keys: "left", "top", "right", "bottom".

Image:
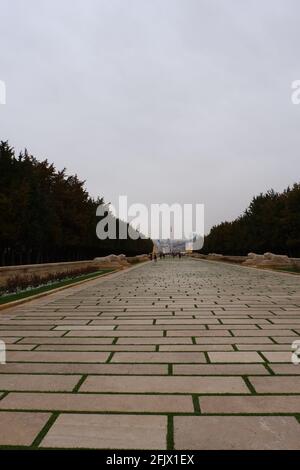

{"left": 1, "top": 0, "right": 300, "bottom": 233}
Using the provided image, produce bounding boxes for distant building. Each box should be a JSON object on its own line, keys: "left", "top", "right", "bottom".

{"left": 154, "top": 239, "right": 187, "bottom": 254}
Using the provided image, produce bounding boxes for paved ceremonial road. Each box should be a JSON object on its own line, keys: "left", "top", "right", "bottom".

{"left": 1, "top": 258, "right": 300, "bottom": 449}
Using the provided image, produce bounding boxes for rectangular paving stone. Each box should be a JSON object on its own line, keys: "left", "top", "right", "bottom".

{"left": 54, "top": 326, "right": 115, "bottom": 330}
{"left": 156, "top": 319, "right": 220, "bottom": 324}
{"left": 117, "top": 337, "right": 193, "bottom": 345}
{"left": 274, "top": 337, "right": 300, "bottom": 344}
{"left": 65, "top": 330, "right": 163, "bottom": 337}
{"left": 200, "top": 395, "right": 300, "bottom": 413}
{"left": 270, "top": 364, "right": 300, "bottom": 375}
{"left": 36, "top": 344, "right": 156, "bottom": 352}
{"left": 114, "top": 325, "right": 206, "bottom": 331}
{"left": 236, "top": 344, "right": 290, "bottom": 351}
{"left": 0, "top": 411, "right": 51, "bottom": 446}
{"left": 0, "top": 392, "right": 193, "bottom": 413}
{"left": 0, "top": 363, "right": 167, "bottom": 375}
{"left": 271, "top": 319, "right": 300, "bottom": 324}
{"left": 0, "top": 337, "right": 21, "bottom": 344}
{"left": 174, "top": 416, "right": 300, "bottom": 449}
{"left": 6, "top": 351, "right": 109, "bottom": 363}
{"left": 19, "top": 337, "right": 114, "bottom": 345}
{"left": 173, "top": 364, "right": 268, "bottom": 375}
{"left": 208, "top": 352, "right": 264, "bottom": 363}
{"left": 220, "top": 319, "right": 269, "bottom": 324}
{"left": 0, "top": 374, "right": 81, "bottom": 391}
{"left": 159, "top": 345, "right": 234, "bottom": 351}
{"left": 260, "top": 324, "right": 300, "bottom": 330}
{"left": 0, "top": 320, "right": 89, "bottom": 325}
{"left": 168, "top": 330, "right": 231, "bottom": 337}
{"left": 40, "top": 414, "right": 167, "bottom": 449}
{"left": 0, "top": 326, "right": 53, "bottom": 330}
{"left": 261, "top": 352, "right": 292, "bottom": 362}
{"left": 233, "top": 330, "right": 299, "bottom": 336}
{"left": 208, "top": 324, "right": 259, "bottom": 330}
{"left": 111, "top": 352, "right": 206, "bottom": 363}
{"left": 0, "top": 330, "right": 64, "bottom": 337}
{"left": 249, "top": 376, "right": 300, "bottom": 393}
{"left": 80, "top": 375, "right": 249, "bottom": 394}
{"left": 90, "top": 320, "right": 154, "bottom": 325}
{"left": 6, "top": 344, "right": 36, "bottom": 351}
{"left": 195, "top": 337, "right": 273, "bottom": 344}
{"left": 100, "top": 313, "right": 164, "bottom": 317}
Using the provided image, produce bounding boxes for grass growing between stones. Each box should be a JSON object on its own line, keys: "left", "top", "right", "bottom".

{"left": 167, "top": 415, "right": 174, "bottom": 450}
{"left": 31, "top": 412, "right": 60, "bottom": 448}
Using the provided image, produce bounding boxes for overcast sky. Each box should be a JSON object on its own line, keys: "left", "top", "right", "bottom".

{"left": 1, "top": 0, "right": 300, "bottom": 233}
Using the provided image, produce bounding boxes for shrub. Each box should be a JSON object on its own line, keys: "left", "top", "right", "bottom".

{"left": 2, "top": 265, "right": 100, "bottom": 295}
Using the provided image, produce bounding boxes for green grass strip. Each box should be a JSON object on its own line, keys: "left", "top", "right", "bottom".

{"left": 167, "top": 415, "right": 174, "bottom": 450}
{"left": 274, "top": 266, "right": 300, "bottom": 274}
{"left": 31, "top": 412, "right": 59, "bottom": 447}
{"left": 0, "top": 269, "right": 114, "bottom": 305}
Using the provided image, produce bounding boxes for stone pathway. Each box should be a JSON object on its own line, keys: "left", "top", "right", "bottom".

{"left": 0, "top": 258, "right": 300, "bottom": 449}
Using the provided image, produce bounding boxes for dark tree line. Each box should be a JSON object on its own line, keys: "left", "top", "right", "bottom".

{"left": 0, "top": 141, "right": 153, "bottom": 266}
{"left": 200, "top": 185, "right": 300, "bottom": 257}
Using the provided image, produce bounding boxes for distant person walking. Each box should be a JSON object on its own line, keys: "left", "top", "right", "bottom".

{"left": 154, "top": 253, "right": 157, "bottom": 262}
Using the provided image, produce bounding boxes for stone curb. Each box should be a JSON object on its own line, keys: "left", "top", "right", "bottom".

{"left": 189, "top": 256, "right": 300, "bottom": 277}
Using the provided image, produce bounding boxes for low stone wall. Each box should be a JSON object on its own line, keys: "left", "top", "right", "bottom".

{"left": 0, "top": 254, "right": 149, "bottom": 287}
{"left": 243, "top": 252, "right": 300, "bottom": 269}
{"left": 189, "top": 252, "right": 300, "bottom": 269}
{"left": 189, "top": 253, "right": 247, "bottom": 264}
{"left": 207, "top": 254, "right": 247, "bottom": 264}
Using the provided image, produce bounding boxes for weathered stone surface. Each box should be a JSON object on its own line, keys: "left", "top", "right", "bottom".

{"left": 173, "top": 364, "right": 268, "bottom": 375}
{"left": 0, "top": 392, "right": 193, "bottom": 413}
{"left": 200, "top": 395, "right": 300, "bottom": 413}
{"left": 0, "top": 374, "right": 80, "bottom": 391}
{"left": 208, "top": 352, "right": 264, "bottom": 363}
{"left": 40, "top": 414, "right": 167, "bottom": 449}
{"left": 0, "top": 412, "right": 50, "bottom": 446}
{"left": 80, "top": 375, "right": 248, "bottom": 394}
{"left": 174, "top": 416, "right": 300, "bottom": 449}
{"left": 249, "top": 376, "right": 300, "bottom": 393}
{"left": 111, "top": 352, "right": 206, "bottom": 363}
{"left": 6, "top": 351, "right": 109, "bottom": 363}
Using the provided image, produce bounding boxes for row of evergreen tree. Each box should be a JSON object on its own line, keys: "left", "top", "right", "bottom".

{"left": 200, "top": 184, "right": 300, "bottom": 257}
{"left": 0, "top": 141, "right": 153, "bottom": 266}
